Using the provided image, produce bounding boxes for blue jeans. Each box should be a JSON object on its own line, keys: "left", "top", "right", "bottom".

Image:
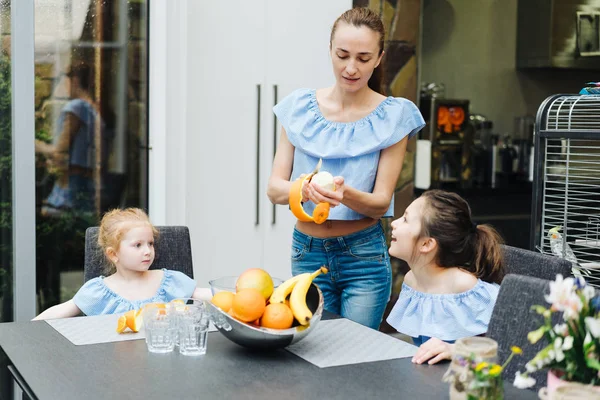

{"left": 291, "top": 222, "right": 392, "bottom": 330}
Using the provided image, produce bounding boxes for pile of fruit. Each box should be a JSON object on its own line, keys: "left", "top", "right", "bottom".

{"left": 211, "top": 267, "right": 328, "bottom": 330}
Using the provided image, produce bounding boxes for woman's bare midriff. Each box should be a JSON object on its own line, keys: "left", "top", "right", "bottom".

{"left": 295, "top": 218, "right": 379, "bottom": 238}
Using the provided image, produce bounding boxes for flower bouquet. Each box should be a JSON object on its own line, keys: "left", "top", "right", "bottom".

{"left": 514, "top": 274, "right": 600, "bottom": 393}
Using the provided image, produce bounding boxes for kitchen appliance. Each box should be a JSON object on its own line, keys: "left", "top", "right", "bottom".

{"left": 517, "top": 0, "right": 600, "bottom": 69}
{"left": 513, "top": 115, "right": 535, "bottom": 181}
{"left": 415, "top": 97, "right": 471, "bottom": 189}
{"left": 470, "top": 114, "right": 496, "bottom": 188}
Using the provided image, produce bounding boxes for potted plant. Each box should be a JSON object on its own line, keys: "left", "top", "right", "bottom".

{"left": 514, "top": 274, "right": 600, "bottom": 396}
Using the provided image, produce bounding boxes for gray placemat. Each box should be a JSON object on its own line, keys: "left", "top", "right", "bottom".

{"left": 286, "top": 318, "right": 418, "bottom": 368}
{"left": 46, "top": 314, "right": 217, "bottom": 346}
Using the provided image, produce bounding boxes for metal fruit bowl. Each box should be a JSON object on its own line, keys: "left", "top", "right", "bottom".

{"left": 207, "top": 283, "right": 324, "bottom": 349}
{"left": 208, "top": 276, "right": 285, "bottom": 296}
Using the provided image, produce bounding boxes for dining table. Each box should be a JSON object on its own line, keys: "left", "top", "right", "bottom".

{"left": 0, "top": 312, "right": 538, "bottom": 400}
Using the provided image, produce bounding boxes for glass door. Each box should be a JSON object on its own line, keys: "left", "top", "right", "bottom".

{"left": 33, "top": 0, "right": 149, "bottom": 313}
{"left": 0, "top": 0, "right": 13, "bottom": 324}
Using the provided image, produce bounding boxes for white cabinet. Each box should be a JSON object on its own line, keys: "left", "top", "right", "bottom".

{"left": 183, "top": 0, "right": 351, "bottom": 285}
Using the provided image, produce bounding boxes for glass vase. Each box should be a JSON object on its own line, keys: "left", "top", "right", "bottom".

{"left": 445, "top": 337, "right": 499, "bottom": 400}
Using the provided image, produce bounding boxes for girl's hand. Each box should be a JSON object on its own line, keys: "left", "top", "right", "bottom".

{"left": 306, "top": 176, "right": 344, "bottom": 207}
{"left": 411, "top": 338, "right": 454, "bottom": 365}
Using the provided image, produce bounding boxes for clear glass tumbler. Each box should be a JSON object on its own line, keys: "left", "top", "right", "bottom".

{"left": 170, "top": 298, "right": 205, "bottom": 347}
{"left": 175, "top": 301, "right": 209, "bottom": 356}
{"left": 142, "top": 303, "right": 176, "bottom": 353}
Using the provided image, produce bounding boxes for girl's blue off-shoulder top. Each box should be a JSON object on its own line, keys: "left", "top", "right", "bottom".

{"left": 72, "top": 269, "right": 197, "bottom": 316}
{"left": 273, "top": 88, "right": 425, "bottom": 220}
{"left": 386, "top": 279, "right": 500, "bottom": 344}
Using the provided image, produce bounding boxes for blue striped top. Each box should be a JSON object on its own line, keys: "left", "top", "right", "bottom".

{"left": 386, "top": 279, "right": 500, "bottom": 342}
{"left": 73, "top": 269, "right": 197, "bottom": 316}
{"left": 273, "top": 88, "right": 425, "bottom": 220}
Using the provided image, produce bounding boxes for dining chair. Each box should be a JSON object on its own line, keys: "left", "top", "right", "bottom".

{"left": 486, "top": 274, "right": 558, "bottom": 392}
{"left": 502, "top": 244, "right": 572, "bottom": 281}
{"left": 84, "top": 226, "right": 194, "bottom": 282}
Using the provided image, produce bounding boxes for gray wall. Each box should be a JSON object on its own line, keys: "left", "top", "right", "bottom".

{"left": 421, "top": 0, "right": 597, "bottom": 135}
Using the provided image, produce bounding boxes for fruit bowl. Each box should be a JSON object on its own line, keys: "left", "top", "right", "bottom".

{"left": 207, "top": 283, "right": 324, "bottom": 349}
{"left": 208, "top": 276, "right": 285, "bottom": 296}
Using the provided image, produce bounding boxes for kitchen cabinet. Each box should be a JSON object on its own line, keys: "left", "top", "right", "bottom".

{"left": 184, "top": 0, "right": 351, "bottom": 284}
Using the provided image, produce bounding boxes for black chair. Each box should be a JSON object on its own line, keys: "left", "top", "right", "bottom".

{"left": 487, "top": 274, "right": 559, "bottom": 392}
{"left": 502, "top": 245, "right": 572, "bottom": 281}
{"left": 84, "top": 226, "right": 194, "bottom": 282}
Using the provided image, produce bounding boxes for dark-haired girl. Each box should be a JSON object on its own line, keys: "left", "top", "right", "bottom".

{"left": 386, "top": 190, "right": 505, "bottom": 364}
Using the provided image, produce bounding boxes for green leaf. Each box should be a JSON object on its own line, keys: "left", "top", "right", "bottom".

{"left": 586, "top": 358, "right": 600, "bottom": 371}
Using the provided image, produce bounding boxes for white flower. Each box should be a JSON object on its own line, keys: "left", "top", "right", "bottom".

{"left": 552, "top": 338, "right": 566, "bottom": 362}
{"left": 582, "top": 285, "right": 596, "bottom": 302}
{"left": 585, "top": 332, "right": 593, "bottom": 345}
{"left": 546, "top": 275, "right": 583, "bottom": 319}
{"left": 545, "top": 274, "right": 575, "bottom": 307}
{"left": 553, "top": 323, "right": 568, "bottom": 336}
{"left": 585, "top": 317, "right": 600, "bottom": 338}
{"left": 514, "top": 371, "right": 536, "bottom": 389}
{"left": 563, "top": 295, "right": 583, "bottom": 320}
{"left": 525, "top": 362, "right": 537, "bottom": 373}
{"left": 536, "top": 358, "right": 546, "bottom": 369}
{"left": 562, "top": 335, "right": 574, "bottom": 351}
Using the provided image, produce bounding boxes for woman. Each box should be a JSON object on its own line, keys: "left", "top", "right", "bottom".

{"left": 267, "top": 7, "right": 425, "bottom": 329}
{"left": 36, "top": 62, "right": 112, "bottom": 216}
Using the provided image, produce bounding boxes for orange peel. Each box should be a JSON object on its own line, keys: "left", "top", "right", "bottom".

{"left": 125, "top": 309, "right": 143, "bottom": 333}
{"left": 116, "top": 315, "right": 127, "bottom": 333}
{"left": 289, "top": 174, "right": 332, "bottom": 224}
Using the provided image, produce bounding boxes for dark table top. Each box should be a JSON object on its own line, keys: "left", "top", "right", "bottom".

{"left": 0, "top": 316, "right": 538, "bottom": 400}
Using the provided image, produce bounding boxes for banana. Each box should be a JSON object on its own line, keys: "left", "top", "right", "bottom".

{"left": 289, "top": 266, "right": 328, "bottom": 325}
{"left": 269, "top": 274, "right": 307, "bottom": 304}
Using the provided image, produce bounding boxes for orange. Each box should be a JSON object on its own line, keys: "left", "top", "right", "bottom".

{"left": 236, "top": 268, "right": 274, "bottom": 300}
{"left": 231, "top": 288, "right": 266, "bottom": 322}
{"left": 116, "top": 315, "right": 127, "bottom": 333}
{"left": 211, "top": 291, "right": 235, "bottom": 312}
{"left": 260, "top": 303, "right": 294, "bottom": 329}
{"left": 124, "top": 309, "right": 143, "bottom": 332}
{"left": 143, "top": 302, "right": 167, "bottom": 315}
{"left": 289, "top": 175, "right": 331, "bottom": 224}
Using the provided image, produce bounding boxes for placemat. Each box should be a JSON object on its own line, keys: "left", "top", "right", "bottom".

{"left": 46, "top": 314, "right": 217, "bottom": 346}
{"left": 286, "top": 318, "right": 418, "bottom": 368}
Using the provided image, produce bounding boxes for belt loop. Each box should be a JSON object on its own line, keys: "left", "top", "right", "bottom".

{"left": 307, "top": 236, "right": 312, "bottom": 252}
{"left": 337, "top": 236, "right": 347, "bottom": 251}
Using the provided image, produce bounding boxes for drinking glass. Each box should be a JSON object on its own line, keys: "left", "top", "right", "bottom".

{"left": 174, "top": 300, "right": 209, "bottom": 356}
{"left": 142, "top": 303, "right": 176, "bottom": 353}
{"left": 170, "top": 298, "right": 205, "bottom": 347}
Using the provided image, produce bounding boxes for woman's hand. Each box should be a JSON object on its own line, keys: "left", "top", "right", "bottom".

{"left": 305, "top": 176, "right": 345, "bottom": 207}
{"left": 411, "top": 338, "right": 454, "bottom": 365}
